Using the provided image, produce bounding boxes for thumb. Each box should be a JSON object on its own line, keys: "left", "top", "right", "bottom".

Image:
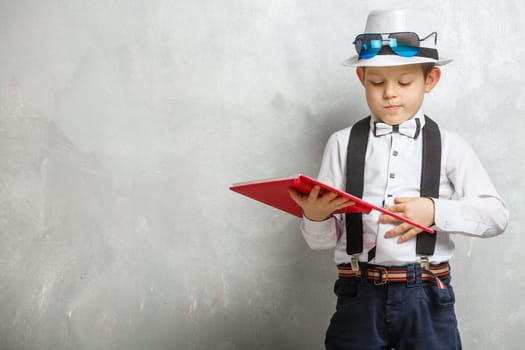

{"left": 288, "top": 188, "right": 303, "bottom": 203}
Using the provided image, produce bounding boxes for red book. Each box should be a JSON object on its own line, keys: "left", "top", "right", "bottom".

{"left": 230, "top": 174, "right": 433, "bottom": 234}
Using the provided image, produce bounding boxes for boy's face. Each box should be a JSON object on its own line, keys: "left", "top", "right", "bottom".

{"left": 356, "top": 64, "right": 440, "bottom": 125}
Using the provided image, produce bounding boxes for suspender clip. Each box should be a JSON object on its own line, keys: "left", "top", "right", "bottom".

{"left": 420, "top": 256, "right": 430, "bottom": 270}
{"left": 350, "top": 256, "right": 360, "bottom": 272}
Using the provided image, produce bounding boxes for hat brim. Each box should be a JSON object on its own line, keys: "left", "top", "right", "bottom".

{"left": 342, "top": 55, "right": 453, "bottom": 67}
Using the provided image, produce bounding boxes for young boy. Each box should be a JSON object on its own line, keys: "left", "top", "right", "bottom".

{"left": 289, "top": 9, "right": 508, "bottom": 350}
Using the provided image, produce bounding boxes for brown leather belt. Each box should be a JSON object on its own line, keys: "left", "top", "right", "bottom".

{"left": 337, "top": 262, "right": 450, "bottom": 287}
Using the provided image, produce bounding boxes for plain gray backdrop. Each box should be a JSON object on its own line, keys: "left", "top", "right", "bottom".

{"left": 0, "top": 0, "right": 523, "bottom": 349}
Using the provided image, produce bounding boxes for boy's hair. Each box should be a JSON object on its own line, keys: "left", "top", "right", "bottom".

{"left": 420, "top": 63, "right": 436, "bottom": 78}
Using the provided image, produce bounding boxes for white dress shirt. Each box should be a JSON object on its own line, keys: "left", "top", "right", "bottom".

{"left": 300, "top": 110, "right": 509, "bottom": 266}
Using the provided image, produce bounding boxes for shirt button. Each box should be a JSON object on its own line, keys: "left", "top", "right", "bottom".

{"left": 393, "top": 150, "right": 399, "bottom": 156}
{"left": 389, "top": 173, "right": 395, "bottom": 179}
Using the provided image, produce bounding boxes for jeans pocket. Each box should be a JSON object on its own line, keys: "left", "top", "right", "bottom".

{"left": 423, "top": 278, "right": 456, "bottom": 309}
{"left": 334, "top": 278, "right": 361, "bottom": 309}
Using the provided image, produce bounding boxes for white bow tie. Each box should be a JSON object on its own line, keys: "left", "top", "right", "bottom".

{"left": 373, "top": 118, "right": 421, "bottom": 139}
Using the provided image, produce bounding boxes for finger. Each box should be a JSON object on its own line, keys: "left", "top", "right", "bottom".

{"left": 340, "top": 200, "right": 355, "bottom": 207}
{"left": 384, "top": 222, "right": 411, "bottom": 238}
{"left": 327, "top": 195, "right": 344, "bottom": 205}
{"left": 394, "top": 197, "right": 415, "bottom": 204}
{"left": 322, "top": 191, "right": 340, "bottom": 203}
{"left": 397, "top": 226, "right": 422, "bottom": 243}
{"left": 308, "top": 185, "right": 321, "bottom": 201}
{"left": 385, "top": 203, "right": 405, "bottom": 213}
{"left": 379, "top": 214, "right": 402, "bottom": 224}
{"left": 288, "top": 188, "right": 303, "bottom": 204}
{"left": 328, "top": 194, "right": 349, "bottom": 205}
{"left": 334, "top": 200, "right": 355, "bottom": 211}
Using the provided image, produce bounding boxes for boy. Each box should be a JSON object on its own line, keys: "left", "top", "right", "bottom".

{"left": 289, "top": 9, "right": 508, "bottom": 350}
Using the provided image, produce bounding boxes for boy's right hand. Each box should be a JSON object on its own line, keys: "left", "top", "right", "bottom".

{"left": 288, "top": 185, "right": 355, "bottom": 222}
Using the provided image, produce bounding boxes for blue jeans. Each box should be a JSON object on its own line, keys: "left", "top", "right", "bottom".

{"left": 325, "top": 264, "right": 462, "bottom": 350}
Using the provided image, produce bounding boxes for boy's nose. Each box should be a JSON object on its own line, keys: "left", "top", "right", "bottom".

{"left": 383, "top": 82, "right": 397, "bottom": 99}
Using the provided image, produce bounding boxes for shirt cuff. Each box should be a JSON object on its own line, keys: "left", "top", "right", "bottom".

{"left": 302, "top": 215, "right": 336, "bottom": 234}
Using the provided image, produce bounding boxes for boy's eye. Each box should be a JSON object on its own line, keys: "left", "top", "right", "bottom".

{"left": 399, "top": 81, "right": 413, "bottom": 86}
{"left": 369, "top": 81, "right": 384, "bottom": 86}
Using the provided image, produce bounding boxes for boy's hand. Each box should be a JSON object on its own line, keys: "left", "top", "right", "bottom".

{"left": 288, "top": 185, "right": 355, "bottom": 222}
{"left": 380, "top": 197, "right": 435, "bottom": 243}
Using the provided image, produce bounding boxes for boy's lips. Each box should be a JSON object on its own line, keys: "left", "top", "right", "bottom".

{"left": 385, "top": 104, "right": 402, "bottom": 110}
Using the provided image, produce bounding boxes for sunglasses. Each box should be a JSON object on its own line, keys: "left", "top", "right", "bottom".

{"left": 353, "top": 32, "right": 438, "bottom": 59}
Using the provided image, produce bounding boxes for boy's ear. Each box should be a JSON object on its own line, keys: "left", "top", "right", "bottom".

{"left": 356, "top": 67, "right": 366, "bottom": 86}
{"left": 424, "top": 67, "right": 441, "bottom": 93}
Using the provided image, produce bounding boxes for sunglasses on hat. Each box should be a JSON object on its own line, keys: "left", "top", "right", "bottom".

{"left": 353, "top": 32, "right": 438, "bottom": 59}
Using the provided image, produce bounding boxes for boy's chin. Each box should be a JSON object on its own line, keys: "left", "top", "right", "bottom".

{"left": 375, "top": 114, "right": 413, "bottom": 126}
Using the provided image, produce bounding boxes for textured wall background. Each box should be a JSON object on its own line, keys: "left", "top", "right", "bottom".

{"left": 0, "top": 0, "right": 523, "bottom": 349}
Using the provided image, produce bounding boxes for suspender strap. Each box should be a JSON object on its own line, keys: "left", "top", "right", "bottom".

{"left": 345, "top": 117, "right": 370, "bottom": 255}
{"left": 416, "top": 115, "right": 441, "bottom": 256}
{"left": 345, "top": 115, "right": 441, "bottom": 257}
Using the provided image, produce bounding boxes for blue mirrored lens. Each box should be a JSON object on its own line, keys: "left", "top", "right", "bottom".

{"left": 391, "top": 45, "right": 419, "bottom": 57}
{"left": 360, "top": 43, "right": 381, "bottom": 58}
{"left": 370, "top": 40, "right": 382, "bottom": 49}
{"left": 389, "top": 32, "right": 420, "bottom": 57}
{"left": 354, "top": 34, "right": 382, "bottom": 58}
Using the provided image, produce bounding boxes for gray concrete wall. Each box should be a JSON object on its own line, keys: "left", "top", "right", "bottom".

{"left": 0, "top": 0, "right": 523, "bottom": 349}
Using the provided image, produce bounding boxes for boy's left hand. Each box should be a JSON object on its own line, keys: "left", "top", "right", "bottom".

{"left": 380, "top": 197, "right": 435, "bottom": 243}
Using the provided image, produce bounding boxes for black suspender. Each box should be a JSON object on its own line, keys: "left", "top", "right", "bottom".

{"left": 345, "top": 115, "right": 441, "bottom": 257}
{"left": 416, "top": 116, "right": 441, "bottom": 255}
{"left": 345, "top": 117, "right": 370, "bottom": 255}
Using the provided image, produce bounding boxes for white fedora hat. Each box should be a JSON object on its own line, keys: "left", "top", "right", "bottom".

{"left": 343, "top": 9, "right": 452, "bottom": 67}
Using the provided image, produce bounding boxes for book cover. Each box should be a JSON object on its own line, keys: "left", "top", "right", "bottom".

{"left": 230, "top": 174, "right": 433, "bottom": 234}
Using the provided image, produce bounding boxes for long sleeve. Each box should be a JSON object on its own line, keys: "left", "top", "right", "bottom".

{"left": 298, "top": 117, "right": 509, "bottom": 265}
{"left": 433, "top": 132, "right": 509, "bottom": 237}
{"left": 300, "top": 130, "right": 349, "bottom": 250}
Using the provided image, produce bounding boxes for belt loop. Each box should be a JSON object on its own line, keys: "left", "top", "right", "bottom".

{"left": 414, "top": 263, "right": 422, "bottom": 286}
{"left": 360, "top": 263, "right": 368, "bottom": 285}
{"left": 406, "top": 264, "right": 415, "bottom": 288}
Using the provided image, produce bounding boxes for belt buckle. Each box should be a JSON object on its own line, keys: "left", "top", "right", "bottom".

{"left": 374, "top": 266, "right": 388, "bottom": 286}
